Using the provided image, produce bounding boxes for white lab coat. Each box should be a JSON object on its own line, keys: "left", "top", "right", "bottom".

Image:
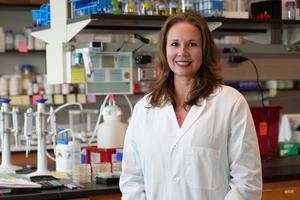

{"left": 120, "top": 85, "right": 262, "bottom": 200}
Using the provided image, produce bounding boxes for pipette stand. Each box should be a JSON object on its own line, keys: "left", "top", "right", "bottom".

{"left": 0, "top": 99, "right": 22, "bottom": 173}
{"left": 25, "top": 99, "right": 56, "bottom": 177}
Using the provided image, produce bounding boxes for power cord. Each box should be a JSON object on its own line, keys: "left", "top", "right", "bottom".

{"left": 116, "top": 36, "right": 132, "bottom": 52}
{"left": 228, "top": 55, "right": 265, "bottom": 107}
{"left": 228, "top": 55, "right": 276, "bottom": 157}
{"left": 116, "top": 33, "right": 150, "bottom": 52}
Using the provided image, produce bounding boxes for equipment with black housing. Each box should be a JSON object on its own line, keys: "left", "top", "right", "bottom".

{"left": 251, "top": 0, "right": 281, "bottom": 19}
{"left": 135, "top": 55, "right": 152, "bottom": 64}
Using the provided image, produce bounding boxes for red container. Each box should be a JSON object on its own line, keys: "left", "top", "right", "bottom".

{"left": 83, "top": 146, "right": 116, "bottom": 164}
{"left": 250, "top": 106, "right": 282, "bottom": 157}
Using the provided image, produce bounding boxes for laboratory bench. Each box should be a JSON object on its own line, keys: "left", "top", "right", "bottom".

{"left": 262, "top": 155, "right": 300, "bottom": 200}
{"left": 2, "top": 154, "right": 300, "bottom": 199}
{"left": 0, "top": 183, "right": 121, "bottom": 200}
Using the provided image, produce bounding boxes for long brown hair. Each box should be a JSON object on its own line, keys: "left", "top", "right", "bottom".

{"left": 147, "top": 11, "right": 223, "bottom": 108}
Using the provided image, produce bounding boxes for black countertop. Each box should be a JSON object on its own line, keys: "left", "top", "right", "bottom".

{"left": 262, "top": 155, "right": 300, "bottom": 183}
{"left": 1, "top": 155, "right": 300, "bottom": 199}
{"left": 0, "top": 183, "right": 120, "bottom": 200}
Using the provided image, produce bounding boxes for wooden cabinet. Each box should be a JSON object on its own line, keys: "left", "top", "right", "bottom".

{"left": 262, "top": 180, "right": 300, "bottom": 200}
{"left": 0, "top": 0, "right": 47, "bottom": 6}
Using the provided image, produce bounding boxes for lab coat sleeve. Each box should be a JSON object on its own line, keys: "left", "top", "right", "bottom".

{"left": 119, "top": 106, "right": 146, "bottom": 200}
{"left": 224, "top": 96, "right": 262, "bottom": 200}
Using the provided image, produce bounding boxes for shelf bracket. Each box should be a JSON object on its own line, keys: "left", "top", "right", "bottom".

{"left": 31, "top": 0, "right": 91, "bottom": 84}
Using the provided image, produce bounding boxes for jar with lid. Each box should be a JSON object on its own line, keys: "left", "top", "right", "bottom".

{"left": 21, "top": 64, "right": 34, "bottom": 95}
{"left": 286, "top": 1, "right": 296, "bottom": 20}
{"left": 154, "top": 0, "right": 168, "bottom": 16}
{"left": 140, "top": 0, "right": 154, "bottom": 15}
{"left": 14, "top": 32, "right": 26, "bottom": 50}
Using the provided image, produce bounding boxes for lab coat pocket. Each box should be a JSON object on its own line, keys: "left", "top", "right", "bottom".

{"left": 185, "top": 146, "right": 221, "bottom": 190}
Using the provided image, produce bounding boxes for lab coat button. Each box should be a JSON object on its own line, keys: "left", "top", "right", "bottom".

{"left": 173, "top": 176, "right": 179, "bottom": 182}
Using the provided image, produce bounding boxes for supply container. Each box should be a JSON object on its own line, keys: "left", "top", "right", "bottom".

{"left": 286, "top": 1, "right": 296, "bottom": 20}
{"left": 82, "top": 146, "right": 117, "bottom": 164}
{"left": 97, "top": 95, "right": 128, "bottom": 149}
{"left": 55, "top": 132, "right": 81, "bottom": 175}
{"left": 250, "top": 106, "right": 282, "bottom": 157}
{"left": 0, "top": 27, "right": 4, "bottom": 52}
{"left": 21, "top": 64, "right": 34, "bottom": 95}
{"left": 4, "top": 29, "right": 14, "bottom": 50}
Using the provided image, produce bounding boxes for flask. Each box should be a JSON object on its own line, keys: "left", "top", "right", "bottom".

{"left": 286, "top": 1, "right": 296, "bottom": 20}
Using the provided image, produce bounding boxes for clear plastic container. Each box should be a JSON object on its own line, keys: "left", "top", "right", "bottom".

{"left": 14, "top": 32, "right": 26, "bottom": 50}
{"left": 0, "top": 27, "right": 4, "bottom": 52}
{"left": 140, "top": 0, "right": 154, "bottom": 15}
{"left": 4, "top": 29, "right": 14, "bottom": 50}
{"left": 21, "top": 64, "right": 34, "bottom": 95}
{"left": 286, "top": 1, "right": 296, "bottom": 20}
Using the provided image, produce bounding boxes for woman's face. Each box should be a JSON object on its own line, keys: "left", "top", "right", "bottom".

{"left": 166, "top": 22, "right": 203, "bottom": 81}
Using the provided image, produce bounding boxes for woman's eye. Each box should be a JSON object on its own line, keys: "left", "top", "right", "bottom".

{"left": 189, "top": 42, "right": 198, "bottom": 47}
{"left": 170, "top": 42, "right": 179, "bottom": 47}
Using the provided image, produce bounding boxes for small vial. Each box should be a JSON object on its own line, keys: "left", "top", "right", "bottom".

{"left": 286, "top": 1, "right": 296, "bottom": 20}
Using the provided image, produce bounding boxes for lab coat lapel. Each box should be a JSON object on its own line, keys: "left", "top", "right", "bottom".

{"left": 171, "top": 99, "right": 207, "bottom": 150}
{"left": 164, "top": 103, "right": 175, "bottom": 120}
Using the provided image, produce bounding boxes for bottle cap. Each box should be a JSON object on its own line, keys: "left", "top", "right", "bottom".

{"left": 286, "top": 1, "right": 296, "bottom": 7}
{"left": 57, "top": 139, "right": 68, "bottom": 145}
{"left": 0, "top": 98, "right": 10, "bottom": 104}
{"left": 35, "top": 98, "right": 47, "bottom": 103}
{"left": 21, "top": 64, "right": 32, "bottom": 71}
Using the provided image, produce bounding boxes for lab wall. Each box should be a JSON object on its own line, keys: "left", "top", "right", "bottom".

{"left": 1, "top": 6, "right": 300, "bottom": 122}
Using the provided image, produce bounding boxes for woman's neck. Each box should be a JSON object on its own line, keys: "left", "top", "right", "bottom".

{"left": 173, "top": 77, "right": 193, "bottom": 110}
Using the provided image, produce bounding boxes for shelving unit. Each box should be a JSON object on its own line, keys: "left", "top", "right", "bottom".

{"left": 30, "top": 14, "right": 300, "bottom": 44}
{"left": 0, "top": 0, "right": 47, "bottom": 7}
{"left": 0, "top": 50, "right": 45, "bottom": 53}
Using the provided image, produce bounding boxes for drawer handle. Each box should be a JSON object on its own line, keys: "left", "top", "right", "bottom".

{"left": 284, "top": 189, "right": 295, "bottom": 194}
{"left": 263, "top": 189, "right": 273, "bottom": 192}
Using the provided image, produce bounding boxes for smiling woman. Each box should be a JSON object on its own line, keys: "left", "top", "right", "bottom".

{"left": 166, "top": 22, "right": 203, "bottom": 82}
{"left": 120, "top": 11, "right": 262, "bottom": 200}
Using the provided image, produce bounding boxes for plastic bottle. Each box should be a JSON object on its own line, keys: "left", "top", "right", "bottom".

{"left": 9, "top": 65, "right": 22, "bottom": 96}
{"left": 154, "top": 0, "right": 168, "bottom": 16}
{"left": 0, "top": 76, "right": 9, "bottom": 96}
{"left": 4, "top": 29, "right": 14, "bottom": 50}
{"left": 56, "top": 132, "right": 81, "bottom": 175}
{"left": 97, "top": 95, "right": 128, "bottom": 148}
{"left": 0, "top": 27, "right": 5, "bottom": 52}
{"left": 21, "top": 64, "right": 34, "bottom": 95}
{"left": 140, "top": 0, "right": 154, "bottom": 15}
{"left": 168, "top": 0, "right": 180, "bottom": 15}
{"left": 25, "top": 27, "right": 34, "bottom": 50}
{"left": 14, "top": 32, "right": 26, "bottom": 50}
{"left": 56, "top": 134, "right": 69, "bottom": 174}
{"left": 286, "top": 1, "right": 296, "bottom": 20}
{"left": 124, "top": 0, "right": 138, "bottom": 15}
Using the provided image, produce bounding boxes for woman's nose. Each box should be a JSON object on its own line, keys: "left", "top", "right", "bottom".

{"left": 178, "top": 46, "right": 189, "bottom": 56}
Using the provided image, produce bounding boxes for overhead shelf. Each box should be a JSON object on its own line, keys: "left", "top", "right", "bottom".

{"left": 32, "top": 14, "right": 300, "bottom": 35}
{"left": 68, "top": 14, "right": 300, "bottom": 33}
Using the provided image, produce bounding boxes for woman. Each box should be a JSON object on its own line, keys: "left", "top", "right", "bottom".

{"left": 120, "top": 11, "right": 262, "bottom": 200}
